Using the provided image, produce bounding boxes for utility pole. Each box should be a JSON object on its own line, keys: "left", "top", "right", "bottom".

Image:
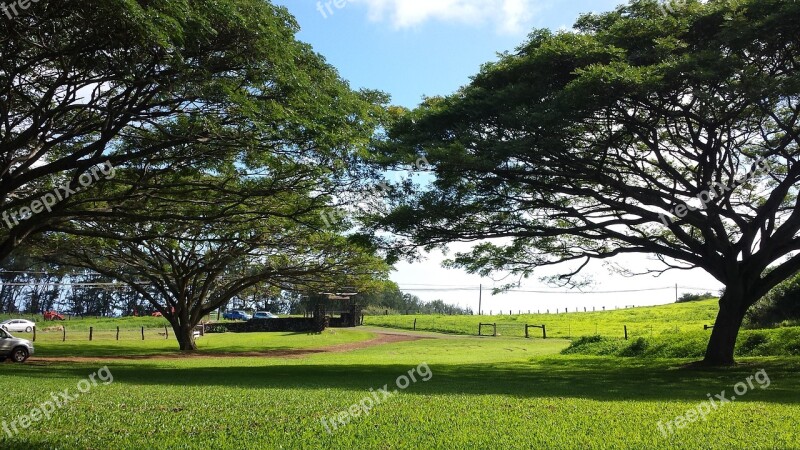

{"left": 478, "top": 284, "right": 482, "bottom": 316}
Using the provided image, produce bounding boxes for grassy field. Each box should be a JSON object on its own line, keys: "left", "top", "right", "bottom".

{"left": 0, "top": 314, "right": 172, "bottom": 330}
{"left": 364, "top": 299, "right": 721, "bottom": 338}
{"left": 1, "top": 330, "right": 799, "bottom": 449}
{"left": 2, "top": 301, "right": 799, "bottom": 449}
{"left": 28, "top": 329, "right": 376, "bottom": 357}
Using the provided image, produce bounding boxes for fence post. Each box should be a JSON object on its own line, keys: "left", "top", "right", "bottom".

{"left": 89, "top": 327, "right": 93, "bottom": 341}
{"left": 116, "top": 326, "right": 119, "bottom": 341}
{"left": 525, "top": 325, "right": 529, "bottom": 338}
{"left": 62, "top": 326, "right": 66, "bottom": 342}
{"left": 624, "top": 325, "right": 628, "bottom": 340}
{"left": 165, "top": 326, "right": 168, "bottom": 339}
{"left": 493, "top": 323, "right": 497, "bottom": 337}
{"left": 142, "top": 326, "right": 145, "bottom": 340}
{"left": 542, "top": 325, "right": 547, "bottom": 339}
{"left": 33, "top": 327, "right": 36, "bottom": 342}
{"left": 413, "top": 318, "right": 417, "bottom": 331}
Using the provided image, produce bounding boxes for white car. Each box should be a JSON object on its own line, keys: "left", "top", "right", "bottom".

{"left": 0, "top": 319, "right": 36, "bottom": 333}
{"left": 253, "top": 312, "right": 278, "bottom": 320}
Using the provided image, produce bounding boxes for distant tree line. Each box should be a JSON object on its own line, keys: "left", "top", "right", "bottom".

{"left": 676, "top": 292, "right": 718, "bottom": 303}
{"left": 357, "top": 285, "right": 473, "bottom": 315}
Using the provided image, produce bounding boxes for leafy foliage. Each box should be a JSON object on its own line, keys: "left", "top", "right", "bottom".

{"left": 374, "top": 0, "right": 800, "bottom": 364}
{"left": 745, "top": 271, "right": 800, "bottom": 328}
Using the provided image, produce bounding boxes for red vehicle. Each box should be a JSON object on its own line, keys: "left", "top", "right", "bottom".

{"left": 43, "top": 311, "right": 65, "bottom": 321}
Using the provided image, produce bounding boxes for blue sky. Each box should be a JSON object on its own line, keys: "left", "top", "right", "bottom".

{"left": 273, "top": 0, "right": 724, "bottom": 312}
{"left": 274, "top": 0, "right": 623, "bottom": 108}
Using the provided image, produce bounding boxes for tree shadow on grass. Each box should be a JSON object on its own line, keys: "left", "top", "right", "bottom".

{"left": 30, "top": 341, "right": 325, "bottom": 357}
{"left": 0, "top": 439, "right": 60, "bottom": 450}
{"left": 8, "top": 356, "right": 799, "bottom": 404}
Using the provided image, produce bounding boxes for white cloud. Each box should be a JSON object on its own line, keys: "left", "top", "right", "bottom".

{"left": 352, "top": 0, "right": 543, "bottom": 34}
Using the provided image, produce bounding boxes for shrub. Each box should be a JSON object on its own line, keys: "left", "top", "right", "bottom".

{"left": 738, "top": 333, "right": 769, "bottom": 354}
{"left": 745, "top": 272, "right": 800, "bottom": 328}
{"left": 561, "top": 328, "right": 800, "bottom": 358}
{"left": 619, "top": 337, "right": 649, "bottom": 357}
{"left": 561, "top": 335, "right": 622, "bottom": 356}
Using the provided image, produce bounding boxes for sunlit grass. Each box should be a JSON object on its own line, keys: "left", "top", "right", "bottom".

{"left": 365, "top": 299, "right": 721, "bottom": 338}
{"left": 28, "top": 329, "right": 375, "bottom": 357}
{"left": 1, "top": 332, "right": 798, "bottom": 449}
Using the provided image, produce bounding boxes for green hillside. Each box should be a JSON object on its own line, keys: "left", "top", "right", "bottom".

{"left": 364, "top": 299, "right": 721, "bottom": 339}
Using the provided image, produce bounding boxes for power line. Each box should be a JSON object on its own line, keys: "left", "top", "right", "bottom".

{"left": 507, "top": 286, "right": 676, "bottom": 294}
{"left": 398, "top": 285, "right": 720, "bottom": 294}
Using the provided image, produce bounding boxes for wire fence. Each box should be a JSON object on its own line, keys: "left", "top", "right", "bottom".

{"left": 364, "top": 315, "right": 716, "bottom": 339}
{"left": 11, "top": 325, "right": 187, "bottom": 343}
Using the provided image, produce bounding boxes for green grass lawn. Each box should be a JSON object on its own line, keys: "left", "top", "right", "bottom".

{"left": 2, "top": 302, "right": 797, "bottom": 449}
{"left": 364, "top": 299, "right": 721, "bottom": 338}
{"left": 1, "top": 328, "right": 799, "bottom": 449}
{"left": 29, "top": 329, "right": 376, "bottom": 357}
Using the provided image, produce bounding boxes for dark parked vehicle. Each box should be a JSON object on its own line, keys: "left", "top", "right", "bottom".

{"left": 0, "top": 328, "right": 34, "bottom": 363}
{"left": 223, "top": 310, "right": 252, "bottom": 321}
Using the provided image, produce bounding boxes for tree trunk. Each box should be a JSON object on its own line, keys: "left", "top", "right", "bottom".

{"left": 703, "top": 291, "right": 750, "bottom": 366}
{"left": 172, "top": 322, "right": 197, "bottom": 352}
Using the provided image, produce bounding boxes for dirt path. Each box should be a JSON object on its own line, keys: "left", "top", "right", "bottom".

{"left": 28, "top": 330, "right": 430, "bottom": 364}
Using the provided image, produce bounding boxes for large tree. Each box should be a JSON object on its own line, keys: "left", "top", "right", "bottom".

{"left": 375, "top": 0, "right": 800, "bottom": 365}
{"left": 1, "top": 0, "right": 384, "bottom": 261}
{"left": 39, "top": 168, "right": 390, "bottom": 350}
{"left": 47, "top": 223, "right": 386, "bottom": 351}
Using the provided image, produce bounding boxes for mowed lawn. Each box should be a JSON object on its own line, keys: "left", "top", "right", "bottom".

{"left": 1, "top": 328, "right": 799, "bottom": 449}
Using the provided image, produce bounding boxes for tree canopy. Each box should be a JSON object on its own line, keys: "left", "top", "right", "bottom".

{"left": 0, "top": 0, "right": 384, "bottom": 257}
{"left": 375, "top": 0, "right": 800, "bottom": 365}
